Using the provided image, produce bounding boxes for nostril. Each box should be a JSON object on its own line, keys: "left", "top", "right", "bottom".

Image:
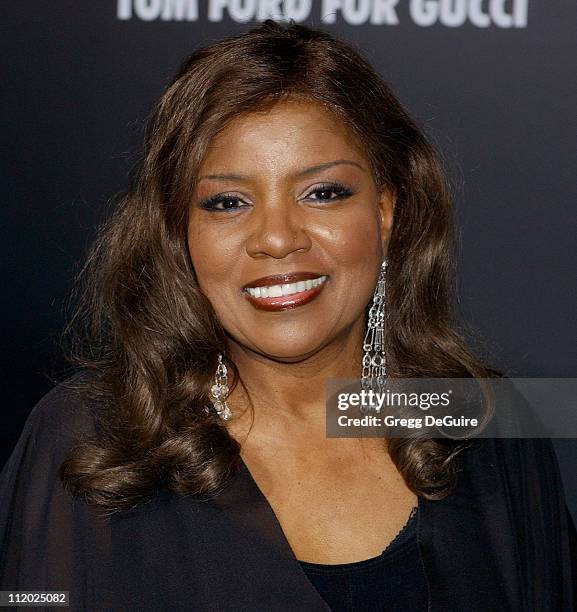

{"left": 244, "top": 224, "right": 312, "bottom": 260}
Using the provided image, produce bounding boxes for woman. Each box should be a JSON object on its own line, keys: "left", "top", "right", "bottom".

{"left": 1, "top": 20, "right": 575, "bottom": 612}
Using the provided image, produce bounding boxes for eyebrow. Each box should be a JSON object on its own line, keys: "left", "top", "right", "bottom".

{"left": 197, "top": 160, "right": 367, "bottom": 182}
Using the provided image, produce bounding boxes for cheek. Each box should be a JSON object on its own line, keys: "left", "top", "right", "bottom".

{"left": 316, "top": 207, "right": 383, "bottom": 315}
{"left": 317, "top": 206, "right": 382, "bottom": 269}
{"left": 187, "top": 220, "right": 241, "bottom": 295}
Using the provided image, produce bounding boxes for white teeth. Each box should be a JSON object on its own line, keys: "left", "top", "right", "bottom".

{"left": 245, "top": 275, "right": 327, "bottom": 299}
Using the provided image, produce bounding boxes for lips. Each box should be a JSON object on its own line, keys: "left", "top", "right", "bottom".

{"left": 242, "top": 272, "right": 329, "bottom": 311}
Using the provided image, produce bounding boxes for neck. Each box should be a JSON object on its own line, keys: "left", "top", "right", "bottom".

{"left": 226, "top": 318, "right": 364, "bottom": 431}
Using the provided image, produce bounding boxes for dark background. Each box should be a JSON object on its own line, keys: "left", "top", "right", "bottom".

{"left": 2, "top": 2, "right": 576, "bottom": 514}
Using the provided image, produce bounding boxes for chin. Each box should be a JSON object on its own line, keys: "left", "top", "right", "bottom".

{"left": 240, "top": 335, "right": 329, "bottom": 363}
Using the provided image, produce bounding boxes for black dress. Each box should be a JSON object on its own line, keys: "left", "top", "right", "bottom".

{"left": 1, "top": 372, "right": 576, "bottom": 611}
{"left": 298, "top": 505, "right": 428, "bottom": 611}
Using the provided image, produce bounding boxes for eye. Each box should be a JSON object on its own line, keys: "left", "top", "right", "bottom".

{"left": 198, "top": 193, "right": 250, "bottom": 212}
{"left": 304, "top": 182, "right": 355, "bottom": 203}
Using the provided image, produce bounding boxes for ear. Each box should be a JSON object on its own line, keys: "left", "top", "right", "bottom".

{"left": 377, "top": 187, "right": 396, "bottom": 243}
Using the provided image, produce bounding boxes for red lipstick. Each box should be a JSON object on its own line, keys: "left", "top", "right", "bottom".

{"left": 242, "top": 272, "right": 329, "bottom": 312}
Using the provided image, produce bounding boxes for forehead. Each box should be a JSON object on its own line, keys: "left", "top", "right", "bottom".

{"left": 198, "top": 98, "right": 368, "bottom": 171}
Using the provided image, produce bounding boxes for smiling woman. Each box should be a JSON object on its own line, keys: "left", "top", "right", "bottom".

{"left": 188, "top": 99, "right": 392, "bottom": 359}
{"left": 1, "top": 19, "right": 575, "bottom": 612}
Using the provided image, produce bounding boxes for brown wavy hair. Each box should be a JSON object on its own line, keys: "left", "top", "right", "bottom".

{"left": 59, "top": 20, "right": 499, "bottom": 515}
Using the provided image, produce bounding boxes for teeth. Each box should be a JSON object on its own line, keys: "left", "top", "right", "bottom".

{"left": 245, "top": 275, "right": 327, "bottom": 299}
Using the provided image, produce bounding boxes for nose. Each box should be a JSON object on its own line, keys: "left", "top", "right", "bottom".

{"left": 244, "top": 199, "right": 312, "bottom": 260}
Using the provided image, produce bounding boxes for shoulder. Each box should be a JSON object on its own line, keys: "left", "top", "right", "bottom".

{"left": 2, "top": 370, "right": 105, "bottom": 478}
{"left": 0, "top": 369, "right": 109, "bottom": 517}
{"left": 0, "top": 371, "right": 114, "bottom": 590}
{"left": 461, "top": 374, "right": 557, "bottom": 467}
{"left": 464, "top": 435, "right": 563, "bottom": 484}
{"left": 33, "top": 369, "right": 102, "bottom": 424}
{"left": 459, "top": 435, "right": 569, "bottom": 531}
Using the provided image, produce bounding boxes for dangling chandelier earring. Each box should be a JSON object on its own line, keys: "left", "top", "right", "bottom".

{"left": 208, "top": 353, "right": 232, "bottom": 420}
{"left": 361, "top": 258, "right": 388, "bottom": 394}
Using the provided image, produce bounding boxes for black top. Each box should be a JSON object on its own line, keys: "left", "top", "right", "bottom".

{"left": 1, "top": 372, "right": 576, "bottom": 611}
{"left": 298, "top": 506, "right": 428, "bottom": 611}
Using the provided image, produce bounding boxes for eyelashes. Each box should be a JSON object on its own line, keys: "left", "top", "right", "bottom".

{"left": 198, "top": 182, "right": 356, "bottom": 212}
{"left": 198, "top": 193, "right": 247, "bottom": 212}
{"left": 307, "top": 182, "right": 355, "bottom": 202}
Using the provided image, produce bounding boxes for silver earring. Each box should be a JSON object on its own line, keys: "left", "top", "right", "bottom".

{"left": 208, "top": 354, "right": 232, "bottom": 420}
{"left": 361, "top": 258, "right": 387, "bottom": 394}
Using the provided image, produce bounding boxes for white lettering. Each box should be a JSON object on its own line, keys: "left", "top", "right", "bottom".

{"left": 383, "top": 416, "right": 423, "bottom": 429}
{"left": 370, "top": 0, "right": 399, "bottom": 24}
{"left": 134, "top": 0, "right": 163, "bottom": 21}
{"left": 284, "top": 0, "right": 312, "bottom": 21}
{"left": 208, "top": 0, "right": 228, "bottom": 20}
{"left": 410, "top": 0, "right": 527, "bottom": 28}
{"left": 256, "top": 0, "right": 283, "bottom": 20}
{"left": 469, "top": 0, "right": 490, "bottom": 27}
{"left": 344, "top": 0, "right": 372, "bottom": 25}
{"left": 117, "top": 0, "right": 133, "bottom": 19}
{"left": 424, "top": 415, "right": 479, "bottom": 427}
{"left": 118, "top": 0, "right": 528, "bottom": 27}
{"left": 208, "top": 0, "right": 256, "bottom": 22}
{"left": 321, "top": 0, "right": 343, "bottom": 23}
{"left": 162, "top": 0, "right": 198, "bottom": 19}
{"left": 491, "top": 0, "right": 528, "bottom": 28}
{"left": 491, "top": 0, "right": 512, "bottom": 28}
{"left": 440, "top": 0, "right": 467, "bottom": 27}
{"left": 161, "top": 0, "right": 198, "bottom": 20}
{"left": 338, "top": 415, "right": 382, "bottom": 426}
{"left": 512, "top": 0, "right": 528, "bottom": 27}
{"left": 321, "top": 0, "right": 373, "bottom": 25}
{"left": 229, "top": 0, "right": 257, "bottom": 22}
{"left": 410, "top": 0, "right": 439, "bottom": 26}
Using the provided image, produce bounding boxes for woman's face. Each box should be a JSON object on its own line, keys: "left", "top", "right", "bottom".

{"left": 187, "top": 98, "right": 394, "bottom": 362}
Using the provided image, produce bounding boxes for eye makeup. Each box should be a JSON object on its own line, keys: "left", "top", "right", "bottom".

{"left": 303, "top": 182, "right": 356, "bottom": 202}
{"left": 197, "top": 181, "right": 357, "bottom": 212}
{"left": 198, "top": 193, "right": 249, "bottom": 212}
